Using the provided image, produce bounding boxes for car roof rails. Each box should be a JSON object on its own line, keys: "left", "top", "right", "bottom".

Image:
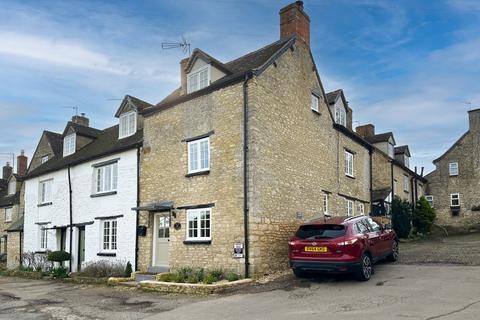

{"left": 343, "top": 215, "right": 365, "bottom": 222}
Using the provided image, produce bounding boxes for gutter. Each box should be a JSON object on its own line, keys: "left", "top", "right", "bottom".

{"left": 243, "top": 71, "right": 253, "bottom": 278}
{"left": 369, "top": 150, "right": 373, "bottom": 214}
{"left": 67, "top": 165, "right": 73, "bottom": 272}
{"left": 135, "top": 145, "right": 141, "bottom": 271}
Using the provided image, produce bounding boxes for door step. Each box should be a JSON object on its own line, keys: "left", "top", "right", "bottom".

{"left": 134, "top": 273, "right": 157, "bottom": 282}
{"left": 147, "top": 266, "right": 169, "bottom": 274}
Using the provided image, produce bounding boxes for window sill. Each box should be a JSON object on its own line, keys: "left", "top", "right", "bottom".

{"left": 90, "top": 191, "right": 117, "bottom": 198}
{"left": 183, "top": 240, "right": 211, "bottom": 245}
{"left": 37, "top": 202, "right": 53, "bottom": 207}
{"left": 404, "top": 190, "right": 409, "bottom": 194}
{"left": 449, "top": 174, "right": 458, "bottom": 177}
{"left": 311, "top": 109, "right": 321, "bottom": 115}
{"left": 35, "top": 251, "right": 47, "bottom": 254}
{"left": 97, "top": 252, "right": 116, "bottom": 257}
{"left": 185, "top": 170, "right": 210, "bottom": 178}
{"left": 345, "top": 174, "right": 355, "bottom": 179}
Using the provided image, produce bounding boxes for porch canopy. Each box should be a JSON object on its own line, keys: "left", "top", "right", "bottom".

{"left": 132, "top": 201, "right": 174, "bottom": 212}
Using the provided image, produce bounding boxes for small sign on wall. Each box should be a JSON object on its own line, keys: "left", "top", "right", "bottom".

{"left": 233, "top": 242, "right": 244, "bottom": 258}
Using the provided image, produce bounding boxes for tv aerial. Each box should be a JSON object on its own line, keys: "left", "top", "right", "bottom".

{"left": 162, "top": 35, "right": 191, "bottom": 55}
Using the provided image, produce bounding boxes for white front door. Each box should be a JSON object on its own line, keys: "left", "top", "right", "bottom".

{"left": 153, "top": 214, "right": 170, "bottom": 267}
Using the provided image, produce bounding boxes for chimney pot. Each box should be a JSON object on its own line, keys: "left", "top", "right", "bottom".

{"left": 279, "top": 1, "right": 310, "bottom": 47}
{"left": 17, "top": 149, "right": 28, "bottom": 176}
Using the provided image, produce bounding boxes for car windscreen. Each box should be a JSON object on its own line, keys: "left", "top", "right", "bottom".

{"left": 295, "top": 224, "right": 346, "bottom": 240}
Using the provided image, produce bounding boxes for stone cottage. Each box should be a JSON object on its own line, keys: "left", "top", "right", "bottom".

{"left": 356, "top": 124, "right": 426, "bottom": 214}
{"left": 23, "top": 97, "right": 151, "bottom": 272}
{"left": 425, "top": 109, "right": 480, "bottom": 229}
{"left": 0, "top": 151, "right": 28, "bottom": 269}
{"left": 134, "top": 1, "right": 372, "bottom": 277}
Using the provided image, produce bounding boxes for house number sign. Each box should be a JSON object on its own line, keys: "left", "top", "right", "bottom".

{"left": 233, "top": 242, "right": 244, "bottom": 258}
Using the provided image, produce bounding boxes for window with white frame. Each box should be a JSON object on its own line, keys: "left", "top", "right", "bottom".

{"left": 393, "top": 179, "right": 398, "bottom": 195}
{"left": 7, "top": 180, "right": 15, "bottom": 195}
{"left": 425, "top": 195, "right": 434, "bottom": 208}
{"left": 311, "top": 94, "right": 319, "bottom": 112}
{"left": 41, "top": 155, "right": 49, "bottom": 164}
{"left": 357, "top": 203, "right": 365, "bottom": 215}
{"left": 101, "top": 219, "right": 117, "bottom": 252}
{"left": 323, "top": 193, "right": 329, "bottom": 213}
{"left": 119, "top": 111, "right": 137, "bottom": 139}
{"left": 5, "top": 207, "right": 12, "bottom": 222}
{"left": 404, "top": 155, "right": 410, "bottom": 168}
{"left": 449, "top": 162, "right": 458, "bottom": 176}
{"left": 187, "top": 66, "right": 209, "bottom": 93}
{"left": 63, "top": 133, "right": 76, "bottom": 156}
{"left": 188, "top": 137, "right": 210, "bottom": 174}
{"left": 186, "top": 208, "right": 211, "bottom": 241}
{"left": 388, "top": 143, "right": 395, "bottom": 158}
{"left": 335, "top": 105, "right": 346, "bottom": 126}
{"left": 345, "top": 150, "right": 354, "bottom": 177}
{"left": 39, "top": 225, "right": 48, "bottom": 251}
{"left": 38, "top": 179, "right": 53, "bottom": 204}
{"left": 346, "top": 199, "right": 354, "bottom": 216}
{"left": 450, "top": 193, "right": 460, "bottom": 207}
{"left": 93, "top": 162, "right": 118, "bottom": 194}
{"left": 403, "top": 175, "right": 409, "bottom": 192}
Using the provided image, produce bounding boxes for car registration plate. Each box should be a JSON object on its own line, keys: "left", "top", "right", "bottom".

{"left": 304, "top": 246, "right": 327, "bottom": 253}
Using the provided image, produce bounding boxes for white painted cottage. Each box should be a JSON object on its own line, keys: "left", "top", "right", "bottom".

{"left": 23, "top": 96, "right": 152, "bottom": 272}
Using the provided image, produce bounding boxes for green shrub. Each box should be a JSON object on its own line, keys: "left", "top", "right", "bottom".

{"left": 47, "top": 251, "right": 71, "bottom": 263}
{"left": 391, "top": 196, "right": 412, "bottom": 238}
{"left": 158, "top": 273, "right": 175, "bottom": 282}
{"left": 413, "top": 196, "right": 436, "bottom": 234}
{"left": 82, "top": 260, "right": 125, "bottom": 278}
{"left": 203, "top": 274, "right": 217, "bottom": 284}
{"left": 51, "top": 267, "right": 69, "bottom": 278}
{"left": 124, "top": 261, "right": 133, "bottom": 278}
{"left": 226, "top": 272, "right": 240, "bottom": 282}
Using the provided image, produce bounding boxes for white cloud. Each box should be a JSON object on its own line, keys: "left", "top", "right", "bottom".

{"left": 0, "top": 32, "right": 130, "bottom": 75}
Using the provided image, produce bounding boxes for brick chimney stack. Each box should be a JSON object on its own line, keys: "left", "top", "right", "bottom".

{"left": 3, "top": 162, "right": 12, "bottom": 180}
{"left": 17, "top": 150, "right": 28, "bottom": 177}
{"left": 356, "top": 124, "right": 375, "bottom": 138}
{"left": 72, "top": 113, "right": 89, "bottom": 127}
{"left": 280, "top": 1, "right": 310, "bottom": 48}
{"left": 468, "top": 108, "right": 480, "bottom": 133}
{"left": 180, "top": 58, "right": 189, "bottom": 95}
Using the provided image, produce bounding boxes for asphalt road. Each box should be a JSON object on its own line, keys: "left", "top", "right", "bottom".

{"left": 1, "top": 264, "right": 480, "bottom": 320}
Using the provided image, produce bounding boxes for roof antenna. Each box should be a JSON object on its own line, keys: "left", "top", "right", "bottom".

{"left": 162, "top": 35, "right": 191, "bottom": 55}
{"left": 462, "top": 101, "right": 473, "bottom": 111}
{"left": 60, "top": 106, "right": 79, "bottom": 116}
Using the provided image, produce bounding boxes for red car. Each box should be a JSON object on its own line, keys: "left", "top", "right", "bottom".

{"left": 288, "top": 215, "right": 398, "bottom": 281}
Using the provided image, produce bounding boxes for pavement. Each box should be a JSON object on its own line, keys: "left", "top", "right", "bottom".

{"left": 1, "top": 234, "right": 480, "bottom": 320}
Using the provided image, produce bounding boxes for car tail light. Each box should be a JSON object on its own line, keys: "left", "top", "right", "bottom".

{"left": 288, "top": 240, "right": 296, "bottom": 246}
{"left": 337, "top": 238, "right": 358, "bottom": 246}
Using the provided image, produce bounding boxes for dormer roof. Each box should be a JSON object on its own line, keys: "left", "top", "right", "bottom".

{"left": 184, "top": 49, "right": 232, "bottom": 75}
{"left": 62, "top": 122, "right": 102, "bottom": 139}
{"left": 364, "top": 132, "right": 396, "bottom": 145}
{"left": 395, "top": 145, "right": 411, "bottom": 157}
{"left": 115, "top": 95, "right": 154, "bottom": 118}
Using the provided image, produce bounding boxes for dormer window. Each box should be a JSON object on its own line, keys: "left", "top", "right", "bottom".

{"left": 119, "top": 111, "right": 137, "bottom": 139}
{"left": 404, "top": 155, "right": 409, "bottom": 167}
{"left": 63, "top": 133, "right": 76, "bottom": 157}
{"left": 335, "top": 105, "right": 346, "bottom": 126}
{"left": 187, "top": 65, "right": 210, "bottom": 93}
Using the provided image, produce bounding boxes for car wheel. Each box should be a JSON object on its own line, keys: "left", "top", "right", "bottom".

{"left": 292, "top": 268, "right": 306, "bottom": 278}
{"left": 356, "top": 253, "right": 373, "bottom": 281}
{"left": 387, "top": 240, "right": 399, "bottom": 262}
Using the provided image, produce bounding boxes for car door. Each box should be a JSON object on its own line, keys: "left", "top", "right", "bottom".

{"left": 373, "top": 218, "right": 395, "bottom": 256}
{"left": 364, "top": 218, "right": 383, "bottom": 260}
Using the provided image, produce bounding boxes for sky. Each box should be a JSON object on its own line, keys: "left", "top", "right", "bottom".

{"left": 1, "top": 0, "right": 479, "bottom": 174}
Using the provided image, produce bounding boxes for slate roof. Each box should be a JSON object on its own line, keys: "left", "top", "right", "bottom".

{"left": 26, "top": 125, "right": 142, "bottom": 179}
{"left": 0, "top": 179, "right": 6, "bottom": 197}
{"left": 0, "top": 192, "right": 20, "bottom": 208}
{"left": 115, "top": 95, "right": 155, "bottom": 118}
{"left": 144, "top": 36, "right": 296, "bottom": 116}
{"left": 364, "top": 132, "right": 395, "bottom": 144}
{"left": 5, "top": 216, "right": 23, "bottom": 232}
{"left": 44, "top": 131, "right": 63, "bottom": 156}
{"left": 372, "top": 188, "right": 392, "bottom": 202}
{"left": 62, "top": 122, "right": 103, "bottom": 138}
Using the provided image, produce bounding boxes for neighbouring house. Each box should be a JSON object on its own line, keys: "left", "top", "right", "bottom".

{"left": 425, "top": 109, "right": 480, "bottom": 229}
{"left": 0, "top": 151, "right": 28, "bottom": 269}
{"left": 23, "top": 98, "right": 151, "bottom": 272}
{"left": 356, "top": 124, "right": 427, "bottom": 214}
{"left": 134, "top": 1, "right": 372, "bottom": 276}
